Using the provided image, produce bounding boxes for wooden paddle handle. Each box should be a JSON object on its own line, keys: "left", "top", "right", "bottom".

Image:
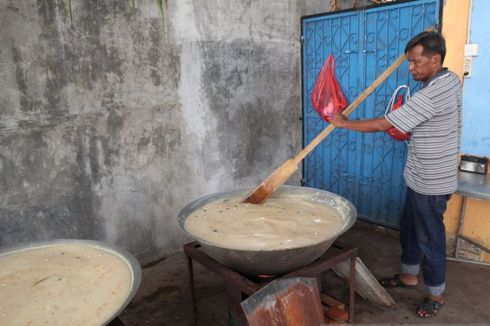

{"left": 293, "top": 53, "right": 407, "bottom": 164}
{"left": 242, "top": 51, "right": 410, "bottom": 204}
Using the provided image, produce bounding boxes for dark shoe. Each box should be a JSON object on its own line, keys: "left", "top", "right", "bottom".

{"left": 379, "top": 274, "right": 417, "bottom": 289}
{"left": 416, "top": 298, "right": 444, "bottom": 318}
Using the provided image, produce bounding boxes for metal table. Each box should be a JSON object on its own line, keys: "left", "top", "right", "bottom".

{"left": 453, "top": 171, "right": 490, "bottom": 262}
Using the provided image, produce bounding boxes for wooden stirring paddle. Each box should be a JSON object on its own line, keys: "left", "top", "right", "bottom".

{"left": 242, "top": 52, "right": 408, "bottom": 204}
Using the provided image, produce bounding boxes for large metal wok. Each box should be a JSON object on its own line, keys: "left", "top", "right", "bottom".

{"left": 178, "top": 185, "right": 357, "bottom": 276}
{"left": 0, "top": 239, "right": 141, "bottom": 326}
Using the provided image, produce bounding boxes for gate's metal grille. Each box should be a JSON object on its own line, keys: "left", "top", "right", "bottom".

{"left": 302, "top": 0, "right": 440, "bottom": 228}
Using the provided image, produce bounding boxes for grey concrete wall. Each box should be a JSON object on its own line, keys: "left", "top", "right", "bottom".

{"left": 0, "top": 0, "right": 348, "bottom": 263}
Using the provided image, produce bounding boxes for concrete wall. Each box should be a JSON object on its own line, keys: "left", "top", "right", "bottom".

{"left": 0, "top": 0, "right": 372, "bottom": 263}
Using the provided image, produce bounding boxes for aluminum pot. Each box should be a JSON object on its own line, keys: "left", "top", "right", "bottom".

{"left": 178, "top": 185, "right": 357, "bottom": 276}
{"left": 0, "top": 239, "right": 141, "bottom": 325}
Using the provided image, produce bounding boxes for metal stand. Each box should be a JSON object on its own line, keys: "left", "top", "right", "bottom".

{"left": 453, "top": 171, "right": 490, "bottom": 264}
{"left": 184, "top": 241, "right": 357, "bottom": 325}
{"left": 454, "top": 196, "right": 468, "bottom": 257}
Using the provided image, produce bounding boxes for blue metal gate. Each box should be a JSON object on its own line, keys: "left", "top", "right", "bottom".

{"left": 301, "top": 0, "right": 441, "bottom": 228}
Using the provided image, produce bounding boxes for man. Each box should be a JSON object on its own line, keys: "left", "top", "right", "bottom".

{"left": 331, "top": 31, "right": 462, "bottom": 318}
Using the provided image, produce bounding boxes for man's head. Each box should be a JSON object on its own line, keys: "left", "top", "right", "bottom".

{"left": 404, "top": 31, "right": 446, "bottom": 82}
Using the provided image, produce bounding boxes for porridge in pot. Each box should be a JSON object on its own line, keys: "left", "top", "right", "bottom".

{"left": 184, "top": 197, "right": 344, "bottom": 251}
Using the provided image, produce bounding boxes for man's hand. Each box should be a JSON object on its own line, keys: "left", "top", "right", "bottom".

{"left": 331, "top": 113, "right": 348, "bottom": 128}
{"left": 330, "top": 114, "right": 393, "bottom": 132}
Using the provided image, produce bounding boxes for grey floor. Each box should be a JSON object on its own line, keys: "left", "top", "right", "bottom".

{"left": 119, "top": 221, "right": 490, "bottom": 325}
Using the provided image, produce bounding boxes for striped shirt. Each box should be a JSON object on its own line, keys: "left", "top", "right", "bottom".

{"left": 386, "top": 69, "right": 462, "bottom": 195}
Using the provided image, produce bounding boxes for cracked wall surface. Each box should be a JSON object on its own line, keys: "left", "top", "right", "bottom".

{"left": 0, "top": 0, "right": 335, "bottom": 263}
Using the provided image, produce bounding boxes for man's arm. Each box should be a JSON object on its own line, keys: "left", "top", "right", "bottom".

{"left": 330, "top": 113, "right": 393, "bottom": 132}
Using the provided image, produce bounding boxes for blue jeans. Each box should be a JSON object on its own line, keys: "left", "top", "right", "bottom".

{"left": 400, "top": 187, "right": 450, "bottom": 296}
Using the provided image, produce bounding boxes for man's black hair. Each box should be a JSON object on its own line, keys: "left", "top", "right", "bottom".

{"left": 405, "top": 31, "right": 446, "bottom": 63}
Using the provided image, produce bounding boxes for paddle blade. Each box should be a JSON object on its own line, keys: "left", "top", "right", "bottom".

{"left": 242, "top": 159, "right": 298, "bottom": 204}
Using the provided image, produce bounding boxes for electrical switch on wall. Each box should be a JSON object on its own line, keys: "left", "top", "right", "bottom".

{"left": 463, "top": 43, "right": 479, "bottom": 78}
{"left": 463, "top": 56, "right": 473, "bottom": 78}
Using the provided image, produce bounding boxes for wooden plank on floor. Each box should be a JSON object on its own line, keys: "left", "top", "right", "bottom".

{"left": 321, "top": 293, "right": 345, "bottom": 310}
{"left": 324, "top": 305, "right": 349, "bottom": 322}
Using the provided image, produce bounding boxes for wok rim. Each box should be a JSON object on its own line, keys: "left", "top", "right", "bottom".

{"left": 177, "top": 185, "right": 357, "bottom": 253}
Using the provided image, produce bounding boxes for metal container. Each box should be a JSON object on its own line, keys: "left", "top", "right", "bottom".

{"left": 0, "top": 239, "right": 141, "bottom": 326}
{"left": 178, "top": 185, "right": 357, "bottom": 276}
{"left": 459, "top": 155, "right": 488, "bottom": 174}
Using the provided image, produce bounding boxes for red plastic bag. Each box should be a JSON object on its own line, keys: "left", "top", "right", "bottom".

{"left": 386, "top": 87, "right": 411, "bottom": 141}
{"left": 310, "top": 54, "right": 347, "bottom": 121}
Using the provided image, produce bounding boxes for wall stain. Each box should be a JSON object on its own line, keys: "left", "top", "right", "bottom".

{"left": 137, "top": 136, "right": 151, "bottom": 152}
{"left": 12, "top": 46, "right": 42, "bottom": 114}
{"left": 6, "top": 5, "right": 20, "bottom": 13}
{"left": 148, "top": 20, "right": 162, "bottom": 86}
{"left": 0, "top": 126, "right": 106, "bottom": 244}
{"left": 20, "top": 130, "right": 49, "bottom": 172}
{"left": 200, "top": 40, "right": 298, "bottom": 179}
{"left": 0, "top": 154, "right": 17, "bottom": 194}
{"left": 36, "top": 0, "right": 124, "bottom": 94}
{"left": 103, "top": 98, "right": 124, "bottom": 168}
{"left": 36, "top": 0, "right": 74, "bottom": 117}
{"left": 152, "top": 126, "right": 182, "bottom": 155}
{"left": 107, "top": 107, "right": 124, "bottom": 137}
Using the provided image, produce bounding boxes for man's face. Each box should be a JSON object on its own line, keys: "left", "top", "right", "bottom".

{"left": 407, "top": 45, "right": 441, "bottom": 82}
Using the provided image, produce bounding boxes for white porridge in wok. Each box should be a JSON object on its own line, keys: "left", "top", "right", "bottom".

{"left": 0, "top": 244, "right": 133, "bottom": 326}
{"left": 184, "top": 197, "right": 344, "bottom": 250}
